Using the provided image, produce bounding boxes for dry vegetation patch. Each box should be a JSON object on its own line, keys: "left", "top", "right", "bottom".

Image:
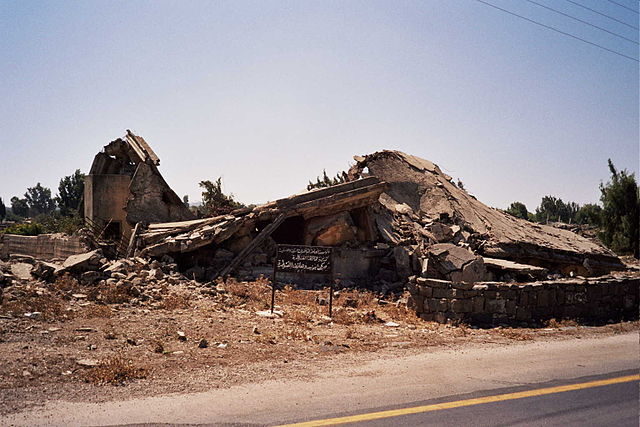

{"left": 83, "top": 356, "right": 148, "bottom": 386}
{"left": 0, "top": 276, "right": 636, "bottom": 416}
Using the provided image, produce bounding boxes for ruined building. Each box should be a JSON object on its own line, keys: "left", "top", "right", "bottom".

{"left": 84, "top": 131, "right": 193, "bottom": 241}
{"left": 3, "top": 131, "right": 635, "bottom": 325}
{"left": 118, "top": 144, "right": 625, "bottom": 292}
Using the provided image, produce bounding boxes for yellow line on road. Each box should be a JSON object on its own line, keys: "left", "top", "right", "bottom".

{"left": 278, "top": 374, "right": 640, "bottom": 427}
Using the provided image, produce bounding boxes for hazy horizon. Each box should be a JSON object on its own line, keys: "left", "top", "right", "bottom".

{"left": 2, "top": 0, "right": 638, "bottom": 213}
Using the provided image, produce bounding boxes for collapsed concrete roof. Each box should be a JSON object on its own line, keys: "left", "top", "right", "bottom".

{"left": 128, "top": 148, "right": 624, "bottom": 284}
{"left": 136, "top": 177, "right": 388, "bottom": 273}
{"left": 347, "top": 150, "right": 623, "bottom": 274}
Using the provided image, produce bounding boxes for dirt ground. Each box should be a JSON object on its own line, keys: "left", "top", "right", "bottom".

{"left": 0, "top": 276, "right": 637, "bottom": 416}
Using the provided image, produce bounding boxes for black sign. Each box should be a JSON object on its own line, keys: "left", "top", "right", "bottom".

{"left": 275, "top": 245, "right": 332, "bottom": 274}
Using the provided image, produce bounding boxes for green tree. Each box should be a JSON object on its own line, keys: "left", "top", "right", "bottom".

{"left": 575, "top": 203, "right": 602, "bottom": 226}
{"left": 505, "top": 201, "right": 529, "bottom": 220}
{"left": 199, "top": 178, "right": 245, "bottom": 216}
{"left": 56, "top": 169, "right": 85, "bottom": 216}
{"left": 599, "top": 159, "right": 639, "bottom": 258}
{"left": 10, "top": 196, "right": 29, "bottom": 217}
{"left": 24, "top": 183, "right": 55, "bottom": 216}
{"left": 307, "top": 169, "right": 348, "bottom": 191}
{"left": 534, "top": 196, "right": 580, "bottom": 223}
{"left": 0, "top": 197, "right": 5, "bottom": 222}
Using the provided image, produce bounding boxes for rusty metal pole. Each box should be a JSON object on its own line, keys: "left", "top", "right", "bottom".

{"left": 329, "top": 280, "right": 333, "bottom": 318}
{"left": 329, "top": 249, "right": 334, "bottom": 318}
{"left": 271, "top": 247, "right": 278, "bottom": 314}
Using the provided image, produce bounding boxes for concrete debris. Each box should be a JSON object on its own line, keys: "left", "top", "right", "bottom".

{"left": 10, "top": 263, "right": 33, "bottom": 281}
{"left": 348, "top": 150, "right": 625, "bottom": 276}
{"left": 62, "top": 250, "right": 103, "bottom": 273}
{"left": 76, "top": 359, "right": 99, "bottom": 368}
{"left": 0, "top": 139, "right": 635, "bottom": 327}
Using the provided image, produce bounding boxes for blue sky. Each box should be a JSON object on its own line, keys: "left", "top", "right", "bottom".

{"left": 1, "top": 0, "right": 638, "bottom": 212}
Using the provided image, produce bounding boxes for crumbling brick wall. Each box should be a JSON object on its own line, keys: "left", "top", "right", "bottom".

{"left": 0, "top": 234, "right": 88, "bottom": 260}
{"left": 408, "top": 276, "right": 639, "bottom": 326}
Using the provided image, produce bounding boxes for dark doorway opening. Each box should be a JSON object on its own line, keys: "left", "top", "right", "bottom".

{"left": 270, "top": 215, "right": 305, "bottom": 245}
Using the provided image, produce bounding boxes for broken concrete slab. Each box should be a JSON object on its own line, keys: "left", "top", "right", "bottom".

{"left": 349, "top": 150, "right": 625, "bottom": 275}
{"left": 427, "top": 243, "right": 487, "bottom": 283}
{"left": 62, "top": 250, "right": 103, "bottom": 273}
{"left": 482, "top": 257, "right": 548, "bottom": 279}
{"left": 10, "top": 263, "right": 33, "bottom": 281}
{"left": 305, "top": 212, "right": 356, "bottom": 246}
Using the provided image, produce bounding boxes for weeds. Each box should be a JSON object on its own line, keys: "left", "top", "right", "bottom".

{"left": 161, "top": 293, "right": 191, "bottom": 310}
{"left": 224, "top": 278, "right": 270, "bottom": 310}
{"left": 0, "top": 293, "right": 66, "bottom": 321}
{"left": 80, "top": 305, "right": 112, "bottom": 319}
{"left": 498, "top": 328, "right": 533, "bottom": 341}
{"left": 83, "top": 356, "right": 147, "bottom": 385}
{"left": 545, "top": 318, "right": 578, "bottom": 329}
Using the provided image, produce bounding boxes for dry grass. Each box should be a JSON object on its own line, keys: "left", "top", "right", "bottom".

{"left": 336, "top": 290, "right": 375, "bottom": 308}
{"left": 0, "top": 293, "right": 66, "bottom": 321}
{"left": 281, "top": 285, "right": 318, "bottom": 306}
{"left": 80, "top": 305, "right": 112, "bottom": 319}
{"left": 284, "top": 308, "right": 314, "bottom": 324}
{"left": 224, "top": 278, "right": 271, "bottom": 310}
{"left": 331, "top": 308, "right": 356, "bottom": 325}
{"left": 497, "top": 328, "right": 534, "bottom": 341}
{"left": 545, "top": 318, "right": 578, "bottom": 328}
{"left": 161, "top": 293, "right": 191, "bottom": 310}
{"left": 51, "top": 274, "right": 83, "bottom": 294}
{"left": 83, "top": 356, "right": 148, "bottom": 385}
{"left": 92, "top": 284, "right": 135, "bottom": 305}
{"left": 380, "top": 303, "right": 420, "bottom": 325}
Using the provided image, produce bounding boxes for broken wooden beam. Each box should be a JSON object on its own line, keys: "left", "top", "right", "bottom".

{"left": 219, "top": 213, "right": 287, "bottom": 277}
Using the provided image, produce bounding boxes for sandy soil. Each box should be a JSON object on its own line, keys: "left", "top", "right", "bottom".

{"left": 0, "top": 276, "right": 636, "bottom": 416}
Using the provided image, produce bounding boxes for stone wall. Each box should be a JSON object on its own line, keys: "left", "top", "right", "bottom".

{"left": 0, "top": 234, "right": 88, "bottom": 260}
{"left": 407, "top": 276, "right": 639, "bottom": 326}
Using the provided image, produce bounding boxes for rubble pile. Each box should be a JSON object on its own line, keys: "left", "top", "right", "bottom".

{"left": 0, "top": 250, "right": 213, "bottom": 316}
{"left": 347, "top": 150, "right": 626, "bottom": 281}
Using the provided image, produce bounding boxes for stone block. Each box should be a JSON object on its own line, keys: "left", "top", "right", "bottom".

{"left": 420, "top": 313, "right": 434, "bottom": 321}
{"left": 537, "top": 290, "right": 550, "bottom": 307}
{"left": 433, "top": 312, "right": 448, "bottom": 323}
{"left": 518, "top": 292, "right": 528, "bottom": 306}
{"left": 472, "top": 296, "right": 485, "bottom": 312}
{"left": 505, "top": 299, "right": 517, "bottom": 315}
{"left": 427, "top": 298, "right": 449, "bottom": 312}
{"left": 515, "top": 307, "right": 531, "bottom": 321}
{"left": 485, "top": 298, "right": 506, "bottom": 314}
{"left": 623, "top": 295, "right": 637, "bottom": 310}
{"left": 452, "top": 281, "right": 475, "bottom": 290}
{"left": 423, "top": 278, "right": 451, "bottom": 288}
{"left": 407, "top": 295, "right": 424, "bottom": 312}
{"left": 419, "top": 286, "right": 433, "bottom": 297}
{"left": 450, "top": 298, "right": 473, "bottom": 313}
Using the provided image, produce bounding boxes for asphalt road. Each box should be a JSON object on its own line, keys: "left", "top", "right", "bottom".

{"left": 4, "top": 333, "right": 638, "bottom": 426}
{"left": 281, "top": 371, "right": 639, "bottom": 427}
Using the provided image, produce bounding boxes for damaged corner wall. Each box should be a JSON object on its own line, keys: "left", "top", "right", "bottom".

{"left": 126, "top": 161, "right": 193, "bottom": 225}
{"left": 408, "top": 276, "right": 639, "bottom": 326}
{"left": 84, "top": 131, "right": 194, "bottom": 240}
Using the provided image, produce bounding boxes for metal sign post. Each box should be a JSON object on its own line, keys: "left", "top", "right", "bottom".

{"left": 272, "top": 244, "right": 334, "bottom": 316}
